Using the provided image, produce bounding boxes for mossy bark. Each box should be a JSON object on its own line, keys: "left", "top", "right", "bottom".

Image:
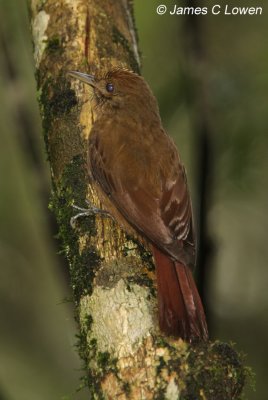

{"left": 30, "top": 1, "right": 250, "bottom": 398}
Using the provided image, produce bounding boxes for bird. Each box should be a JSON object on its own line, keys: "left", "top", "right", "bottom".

{"left": 69, "top": 68, "right": 208, "bottom": 342}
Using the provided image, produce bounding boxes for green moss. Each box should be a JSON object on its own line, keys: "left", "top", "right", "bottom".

{"left": 97, "top": 351, "right": 118, "bottom": 374}
{"left": 50, "top": 155, "right": 101, "bottom": 304}
{"left": 45, "top": 36, "right": 63, "bottom": 54}
{"left": 70, "top": 247, "right": 101, "bottom": 302}
{"left": 97, "top": 351, "right": 110, "bottom": 368}
{"left": 84, "top": 314, "right": 93, "bottom": 330}
{"left": 156, "top": 355, "right": 167, "bottom": 375}
{"left": 76, "top": 335, "right": 250, "bottom": 400}
{"left": 127, "top": 273, "right": 156, "bottom": 297}
{"left": 121, "top": 235, "right": 156, "bottom": 296}
{"left": 49, "top": 155, "right": 85, "bottom": 233}
{"left": 48, "top": 154, "right": 113, "bottom": 397}
{"left": 41, "top": 77, "right": 77, "bottom": 122}
{"left": 152, "top": 338, "right": 252, "bottom": 400}
{"left": 38, "top": 73, "right": 80, "bottom": 168}
{"left": 154, "top": 340, "right": 253, "bottom": 400}
{"left": 81, "top": 344, "right": 119, "bottom": 399}
{"left": 122, "top": 381, "right": 131, "bottom": 396}
{"left": 134, "top": 239, "right": 155, "bottom": 271}
{"left": 182, "top": 341, "right": 245, "bottom": 400}
{"left": 154, "top": 387, "right": 166, "bottom": 400}
{"left": 124, "top": 235, "right": 155, "bottom": 271}
{"left": 76, "top": 330, "right": 89, "bottom": 365}
{"left": 76, "top": 332, "right": 100, "bottom": 395}
{"left": 155, "top": 336, "right": 171, "bottom": 349}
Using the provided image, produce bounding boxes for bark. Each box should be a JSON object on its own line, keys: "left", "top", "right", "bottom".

{"left": 30, "top": 1, "right": 249, "bottom": 399}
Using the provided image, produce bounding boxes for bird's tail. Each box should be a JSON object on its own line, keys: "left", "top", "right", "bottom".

{"left": 152, "top": 246, "right": 208, "bottom": 341}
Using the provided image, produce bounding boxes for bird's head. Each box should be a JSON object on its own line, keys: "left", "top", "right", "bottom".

{"left": 68, "top": 68, "right": 159, "bottom": 118}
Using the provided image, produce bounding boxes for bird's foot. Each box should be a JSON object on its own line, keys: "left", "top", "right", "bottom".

{"left": 70, "top": 200, "right": 112, "bottom": 228}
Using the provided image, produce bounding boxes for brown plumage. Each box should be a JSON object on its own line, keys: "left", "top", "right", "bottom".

{"left": 69, "top": 68, "right": 208, "bottom": 341}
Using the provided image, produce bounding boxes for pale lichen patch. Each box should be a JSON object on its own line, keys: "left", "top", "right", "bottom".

{"left": 80, "top": 279, "right": 155, "bottom": 358}
{"left": 166, "top": 376, "right": 180, "bottom": 400}
{"left": 32, "top": 10, "right": 50, "bottom": 67}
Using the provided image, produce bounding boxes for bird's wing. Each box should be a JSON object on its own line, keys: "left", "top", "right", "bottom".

{"left": 89, "top": 130, "right": 195, "bottom": 263}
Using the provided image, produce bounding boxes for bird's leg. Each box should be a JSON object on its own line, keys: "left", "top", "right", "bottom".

{"left": 70, "top": 200, "right": 113, "bottom": 228}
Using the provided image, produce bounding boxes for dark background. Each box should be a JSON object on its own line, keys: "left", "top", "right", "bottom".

{"left": 0, "top": 1, "right": 267, "bottom": 399}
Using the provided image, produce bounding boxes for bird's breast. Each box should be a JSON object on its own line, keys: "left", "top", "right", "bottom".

{"left": 89, "top": 116, "right": 179, "bottom": 195}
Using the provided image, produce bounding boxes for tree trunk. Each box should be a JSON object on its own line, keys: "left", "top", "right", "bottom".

{"left": 30, "top": 1, "right": 249, "bottom": 398}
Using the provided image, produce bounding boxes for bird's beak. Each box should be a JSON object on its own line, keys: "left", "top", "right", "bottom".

{"left": 68, "top": 71, "right": 96, "bottom": 87}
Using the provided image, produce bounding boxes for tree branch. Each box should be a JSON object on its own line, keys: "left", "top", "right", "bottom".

{"left": 30, "top": 0, "right": 250, "bottom": 398}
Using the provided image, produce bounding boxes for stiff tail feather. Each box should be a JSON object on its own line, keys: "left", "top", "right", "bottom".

{"left": 152, "top": 246, "right": 208, "bottom": 341}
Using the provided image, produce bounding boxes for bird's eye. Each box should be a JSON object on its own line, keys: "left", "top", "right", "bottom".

{"left": 106, "top": 83, "right": 114, "bottom": 93}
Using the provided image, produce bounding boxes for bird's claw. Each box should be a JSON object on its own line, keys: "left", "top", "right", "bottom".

{"left": 70, "top": 201, "right": 112, "bottom": 228}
